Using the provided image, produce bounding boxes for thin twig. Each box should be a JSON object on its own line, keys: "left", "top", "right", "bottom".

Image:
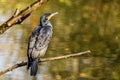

{"left": 0, "top": 50, "right": 91, "bottom": 76}
{"left": 0, "top": 0, "right": 49, "bottom": 34}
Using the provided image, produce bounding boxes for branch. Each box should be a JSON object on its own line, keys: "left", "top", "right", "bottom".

{"left": 0, "top": 50, "right": 91, "bottom": 76}
{"left": 0, "top": 0, "right": 49, "bottom": 34}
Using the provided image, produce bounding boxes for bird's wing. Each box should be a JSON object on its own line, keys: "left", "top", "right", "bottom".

{"left": 28, "top": 26, "right": 41, "bottom": 49}
{"left": 27, "top": 26, "right": 41, "bottom": 60}
{"left": 35, "top": 25, "right": 53, "bottom": 49}
{"left": 27, "top": 25, "right": 52, "bottom": 59}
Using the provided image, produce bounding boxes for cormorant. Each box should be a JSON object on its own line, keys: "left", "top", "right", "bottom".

{"left": 27, "top": 12, "right": 58, "bottom": 76}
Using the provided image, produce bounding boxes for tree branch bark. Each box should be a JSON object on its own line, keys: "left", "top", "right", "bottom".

{"left": 0, "top": 50, "right": 91, "bottom": 76}
{"left": 0, "top": 0, "right": 49, "bottom": 34}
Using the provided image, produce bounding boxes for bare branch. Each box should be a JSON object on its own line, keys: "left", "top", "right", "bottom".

{"left": 0, "top": 0, "right": 49, "bottom": 34}
{"left": 0, "top": 50, "right": 91, "bottom": 76}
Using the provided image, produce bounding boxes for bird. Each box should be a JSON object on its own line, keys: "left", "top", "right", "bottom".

{"left": 27, "top": 12, "right": 58, "bottom": 76}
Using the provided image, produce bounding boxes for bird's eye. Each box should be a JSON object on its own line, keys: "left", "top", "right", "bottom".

{"left": 45, "top": 17, "right": 48, "bottom": 20}
{"left": 44, "top": 18, "right": 47, "bottom": 22}
{"left": 43, "top": 20, "right": 46, "bottom": 22}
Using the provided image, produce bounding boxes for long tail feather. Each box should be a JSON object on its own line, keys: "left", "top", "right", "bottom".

{"left": 30, "top": 59, "right": 38, "bottom": 76}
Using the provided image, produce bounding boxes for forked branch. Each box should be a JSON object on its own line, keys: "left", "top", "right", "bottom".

{"left": 0, "top": 50, "right": 91, "bottom": 76}
{"left": 0, "top": 0, "right": 49, "bottom": 34}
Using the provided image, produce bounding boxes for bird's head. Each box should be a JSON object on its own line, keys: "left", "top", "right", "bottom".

{"left": 40, "top": 12, "right": 58, "bottom": 26}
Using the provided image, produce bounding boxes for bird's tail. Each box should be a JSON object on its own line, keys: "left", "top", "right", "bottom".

{"left": 30, "top": 59, "right": 39, "bottom": 76}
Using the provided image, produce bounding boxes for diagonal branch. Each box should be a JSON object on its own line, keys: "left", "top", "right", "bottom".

{"left": 0, "top": 0, "right": 49, "bottom": 34}
{"left": 0, "top": 50, "right": 91, "bottom": 76}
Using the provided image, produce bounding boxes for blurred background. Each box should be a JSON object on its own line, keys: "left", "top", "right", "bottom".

{"left": 0, "top": 0, "right": 120, "bottom": 80}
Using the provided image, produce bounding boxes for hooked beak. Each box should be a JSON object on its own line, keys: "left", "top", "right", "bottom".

{"left": 47, "top": 12, "right": 58, "bottom": 20}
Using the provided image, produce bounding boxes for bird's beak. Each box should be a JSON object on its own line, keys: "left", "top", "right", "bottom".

{"left": 47, "top": 12, "right": 58, "bottom": 20}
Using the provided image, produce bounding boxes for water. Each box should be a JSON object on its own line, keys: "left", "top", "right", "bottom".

{"left": 0, "top": 0, "right": 120, "bottom": 80}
